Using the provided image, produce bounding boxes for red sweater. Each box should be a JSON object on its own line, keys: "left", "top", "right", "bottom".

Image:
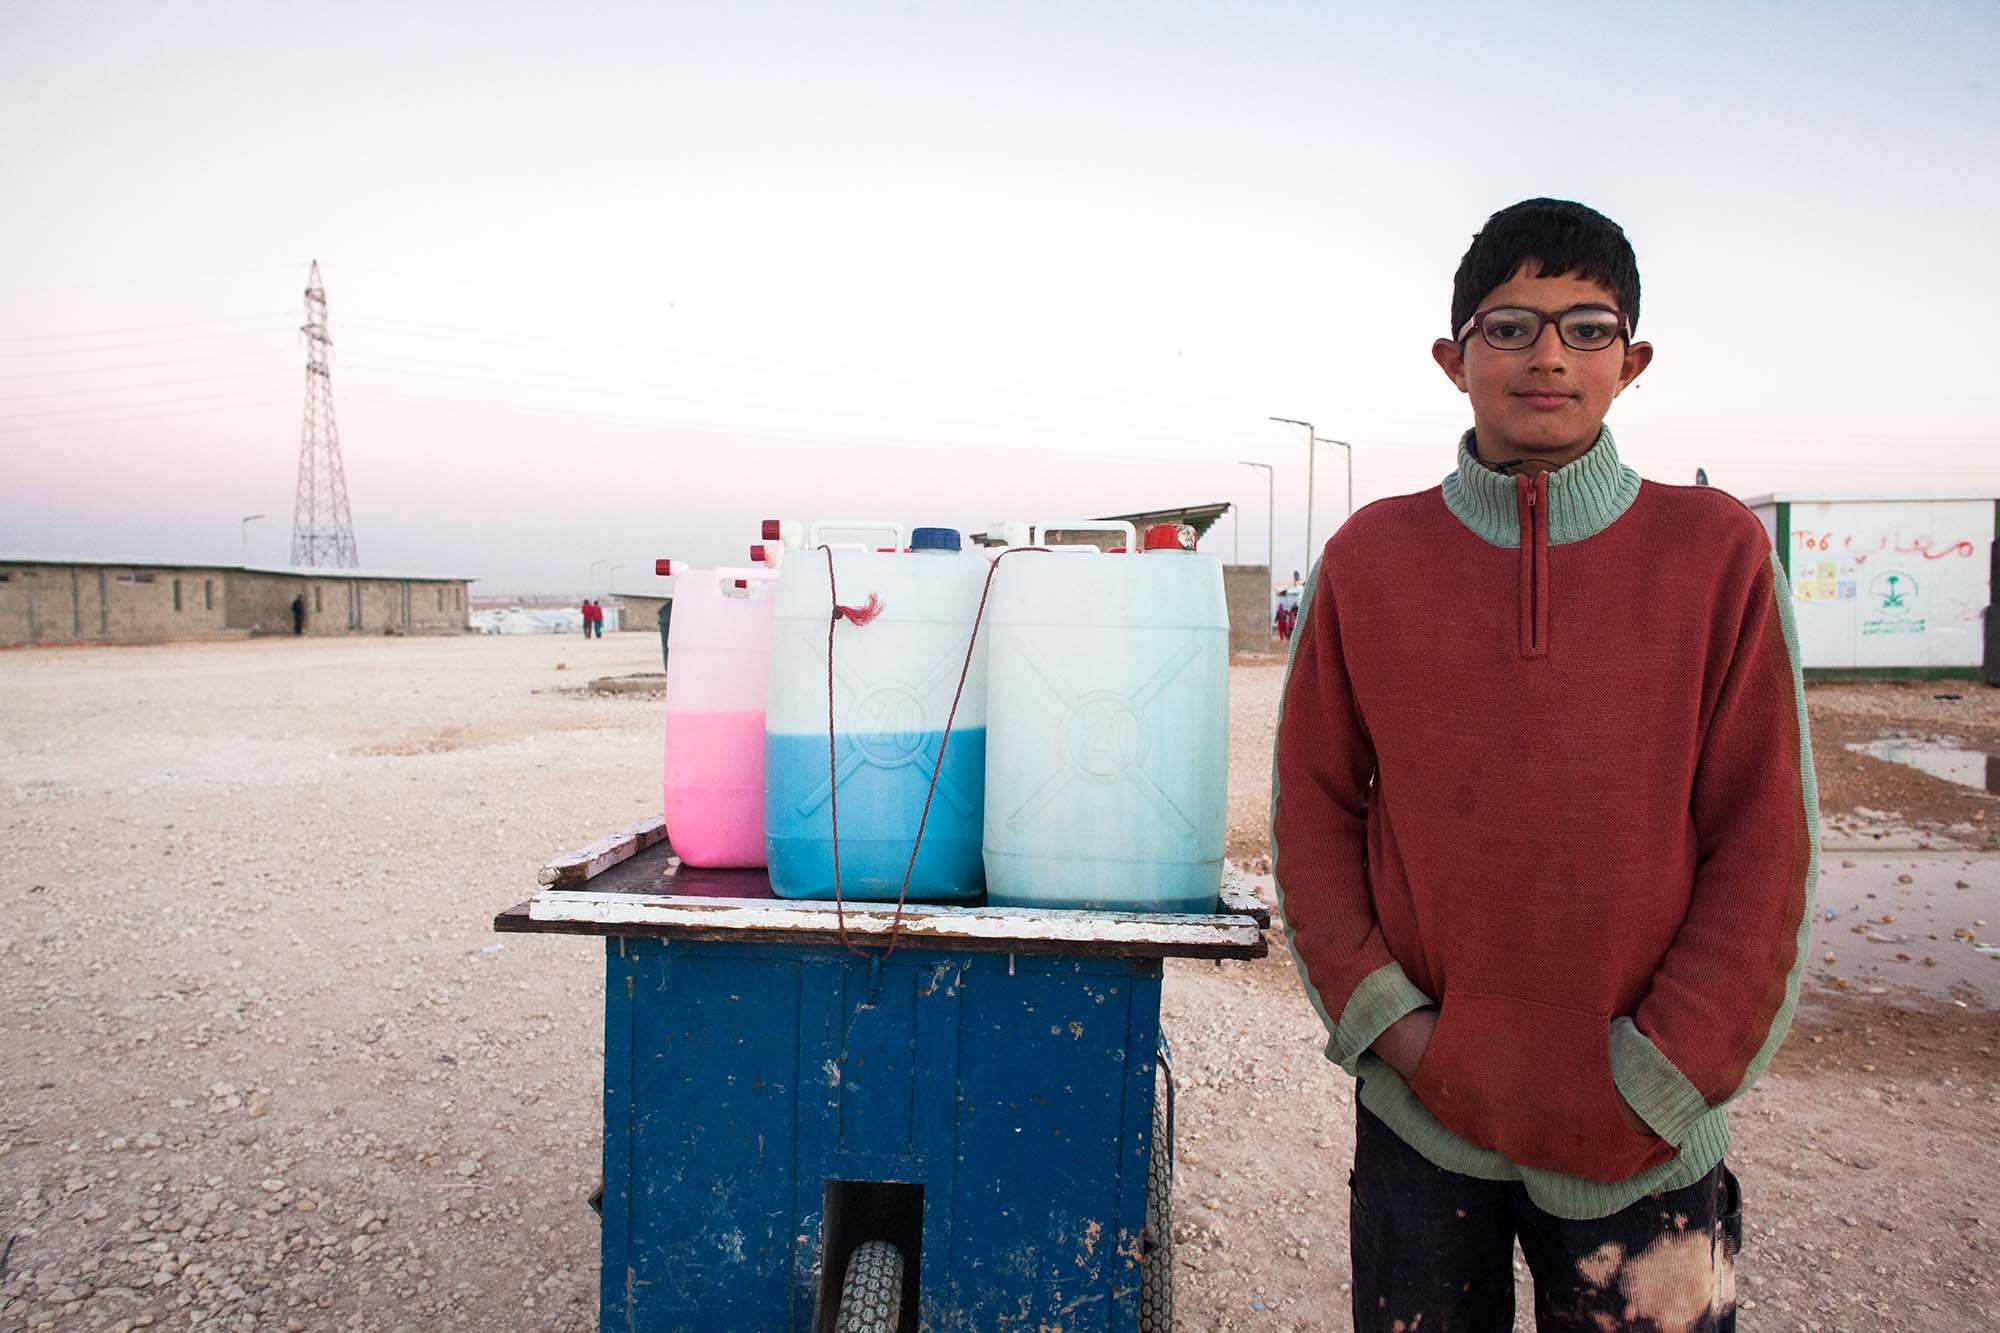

{"left": 1272, "top": 429, "right": 1818, "bottom": 1219}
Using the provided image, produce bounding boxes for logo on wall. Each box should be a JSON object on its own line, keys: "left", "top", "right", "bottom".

{"left": 1862, "top": 570, "right": 1925, "bottom": 637}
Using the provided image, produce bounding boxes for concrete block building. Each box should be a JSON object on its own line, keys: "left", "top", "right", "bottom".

{"left": 0, "top": 555, "right": 474, "bottom": 647}
{"left": 615, "top": 593, "right": 668, "bottom": 634}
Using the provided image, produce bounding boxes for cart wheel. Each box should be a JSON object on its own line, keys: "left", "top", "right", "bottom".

{"left": 834, "top": 1239, "right": 905, "bottom": 1333}
{"left": 1140, "top": 1086, "right": 1174, "bottom": 1331}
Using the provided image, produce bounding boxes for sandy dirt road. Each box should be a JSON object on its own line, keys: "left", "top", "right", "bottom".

{"left": 1, "top": 637, "right": 1994, "bottom": 1332}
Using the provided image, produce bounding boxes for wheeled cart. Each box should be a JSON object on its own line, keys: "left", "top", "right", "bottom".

{"left": 496, "top": 818, "right": 1267, "bottom": 1332}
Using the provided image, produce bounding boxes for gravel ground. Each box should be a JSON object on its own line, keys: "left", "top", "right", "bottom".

{"left": 0, "top": 638, "right": 1994, "bottom": 1332}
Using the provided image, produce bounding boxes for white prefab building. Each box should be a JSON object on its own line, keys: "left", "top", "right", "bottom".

{"left": 1743, "top": 493, "right": 1998, "bottom": 680}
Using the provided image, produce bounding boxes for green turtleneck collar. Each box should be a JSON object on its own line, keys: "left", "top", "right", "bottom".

{"left": 1440, "top": 425, "right": 1642, "bottom": 548}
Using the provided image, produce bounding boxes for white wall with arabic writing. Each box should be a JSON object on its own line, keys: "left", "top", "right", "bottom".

{"left": 1752, "top": 499, "right": 1995, "bottom": 670}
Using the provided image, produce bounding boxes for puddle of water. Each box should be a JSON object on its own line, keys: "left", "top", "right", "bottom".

{"left": 1844, "top": 735, "right": 2000, "bottom": 795}
{"left": 1809, "top": 853, "right": 2000, "bottom": 1009}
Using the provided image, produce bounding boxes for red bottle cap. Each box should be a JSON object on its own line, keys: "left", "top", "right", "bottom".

{"left": 761, "top": 519, "right": 781, "bottom": 541}
{"left": 750, "top": 544, "right": 767, "bottom": 563}
{"left": 733, "top": 579, "right": 749, "bottom": 589}
{"left": 1143, "top": 523, "right": 1195, "bottom": 551}
{"left": 654, "top": 559, "right": 673, "bottom": 576}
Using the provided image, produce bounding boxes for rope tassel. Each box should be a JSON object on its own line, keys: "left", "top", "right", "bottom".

{"left": 832, "top": 593, "right": 884, "bottom": 627}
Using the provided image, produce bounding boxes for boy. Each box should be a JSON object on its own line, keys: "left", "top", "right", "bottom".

{"left": 1271, "top": 198, "right": 1816, "bottom": 1332}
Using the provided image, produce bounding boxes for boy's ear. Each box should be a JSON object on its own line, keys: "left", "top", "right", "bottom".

{"left": 1616, "top": 340, "right": 1654, "bottom": 395}
{"left": 1432, "top": 338, "right": 1470, "bottom": 392}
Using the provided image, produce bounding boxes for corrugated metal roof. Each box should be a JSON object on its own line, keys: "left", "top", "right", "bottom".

{"left": 0, "top": 553, "right": 475, "bottom": 581}
{"left": 971, "top": 503, "right": 1235, "bottom": 547}
{"left": 1098, "top": 502, "right": 1232, "bottom": 540}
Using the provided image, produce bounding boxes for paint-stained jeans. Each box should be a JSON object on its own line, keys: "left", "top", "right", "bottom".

{"left": 1351, "top": 1102, "right": 1742, "bottom": 1332}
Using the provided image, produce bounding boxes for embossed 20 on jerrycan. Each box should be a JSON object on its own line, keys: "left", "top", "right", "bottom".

{"left": 659, "top": 563, "right": 778, "bottom": 867}
{"left": 983, "top": 522, "right": 1229, "bottom": 913}
{"left": 764, "top": 522, "right": 991, "bottom": 901}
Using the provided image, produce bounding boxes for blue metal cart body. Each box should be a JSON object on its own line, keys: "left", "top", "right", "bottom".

{"left": 498, "top": 818, "right": 1267, "bottom": 1333}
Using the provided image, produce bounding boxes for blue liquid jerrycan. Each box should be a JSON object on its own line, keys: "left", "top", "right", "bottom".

{"left": 765, "top": 521, "right": 991, "bottom": 901}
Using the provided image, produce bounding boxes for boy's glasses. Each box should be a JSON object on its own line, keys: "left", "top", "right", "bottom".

{"left": 1455, "top": 305, "right": 1632, "bottom": 352}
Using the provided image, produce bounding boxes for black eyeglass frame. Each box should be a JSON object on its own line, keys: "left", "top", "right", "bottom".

{"left": 1454, "top": 304, "right": 1635, "bottom": 352}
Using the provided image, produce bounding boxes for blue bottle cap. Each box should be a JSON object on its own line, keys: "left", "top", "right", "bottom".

{"left": 910, "top": 527, "right": 962, "bottom": 552}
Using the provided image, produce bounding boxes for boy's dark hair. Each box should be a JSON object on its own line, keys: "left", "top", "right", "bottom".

{"left": 1450, "top": 198, "right": 1641, "bottom": 336}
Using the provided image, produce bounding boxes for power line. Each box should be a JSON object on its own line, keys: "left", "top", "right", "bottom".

{"left": 338, "top": 312, "right": 570, "bottom": 351}
{"left": 0, "top": 372, "right": 290, "bottom": 405}
{"left": 0, "top": 348, "right": 295, "bottom": 381}
{"left": 0, "top": 312, "right": 295, "bottom": 343}
{"left": 0, "top": 395, "right": 296, "bottom": 435}
{"left": 0, "top": 327, "right": 298, "bottom": 359}
{"left": 0, "top": 386, "right": 303, "bottom": 424}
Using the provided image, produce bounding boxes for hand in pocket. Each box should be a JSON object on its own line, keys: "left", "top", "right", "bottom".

{"left": 1409, "top": 991, "right": 1674, "bottom": 1183}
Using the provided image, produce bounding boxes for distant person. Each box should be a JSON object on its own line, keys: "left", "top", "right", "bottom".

{"left": 580, "top": 599, "right": 598, "bottom": 639}
{"left": 1272, "top": 198, "right": 1814, "bottom": 1330}
{"left": 290, "top": 594, "right": 305, "bottom": 636}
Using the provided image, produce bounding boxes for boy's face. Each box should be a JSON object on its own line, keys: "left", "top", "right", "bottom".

{"left": 1431, "top": 264, "right": 1652, "bottom": 466}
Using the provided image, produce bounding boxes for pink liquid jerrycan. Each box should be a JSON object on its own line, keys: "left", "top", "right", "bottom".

{"left": 659, "top": 560, "right": 780, "bottom": 867}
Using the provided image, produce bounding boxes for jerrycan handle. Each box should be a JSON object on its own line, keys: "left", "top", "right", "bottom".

{"left": 714, "top": 566, "right": 779, "bottom": 596}
{"left": 810, "top": 519, "right": 907, "bottom": 551}
{"left": 1029, "top": 519, "right": 1138, "bottom": 552}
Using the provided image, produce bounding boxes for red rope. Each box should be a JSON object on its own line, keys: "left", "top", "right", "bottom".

{"left": 821, "top": 544, "right": 1044, "bottom": 956}
{"left": 823, "top": 545, "right": 861, "bottom": 954}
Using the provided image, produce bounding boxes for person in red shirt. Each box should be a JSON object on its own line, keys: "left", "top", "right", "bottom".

{"left": 1272, "top": 198, "right": 1815, "bottom": 1331}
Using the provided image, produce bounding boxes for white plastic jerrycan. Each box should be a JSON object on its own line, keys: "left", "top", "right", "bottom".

{"left": 765, "top": 521, "right": 991, "bottom": 901}
{"left": 983, "top": 521, "right": 1229, "bottom": 913}
{"left": 659, "top": 563, "right": 779, "bottom": 868}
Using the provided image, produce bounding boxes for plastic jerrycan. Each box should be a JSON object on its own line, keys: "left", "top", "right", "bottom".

{"left": 660, "top": 564, "right": 779, "bottom": 867}
{"left": 765, "top": 521, "right": 991, "bottom": 901}
{"left": 983, "top": 521, "right": 1229, "bottom": 913}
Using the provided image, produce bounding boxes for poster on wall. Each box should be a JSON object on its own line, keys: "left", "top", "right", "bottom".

{"left": 1786, "top": 500, "right": 1993, "bottom": 669}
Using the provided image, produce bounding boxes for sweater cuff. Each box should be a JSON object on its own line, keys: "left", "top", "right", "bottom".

{"left": 1609, "top": 1017, "right": 1712, "bottom": 1147}
{"left": 1328, "top": 963, "right": 1433, "bottom": 1076}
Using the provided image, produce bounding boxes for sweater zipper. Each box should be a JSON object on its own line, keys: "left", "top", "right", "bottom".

{"left": 1517, "top": 474, "right": 1549, "bottom": 658}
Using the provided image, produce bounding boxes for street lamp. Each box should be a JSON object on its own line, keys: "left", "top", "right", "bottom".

{"left": 589, "top": 558, "right": 608, "bottom": 588}
{"left": 240, "top": 514, "right": 266, "bottom": 565}
{"left": 608, "top": 564, "right": 624, "bottom": 592}
{"left": 1238, "top": 460, "right": 1275, "bottom": 603}
{"left": 1316, "top": 436, "right": 1355, "bottom": 522}
{"left": 1269, "top": 416, "right": 1315, "bottom": 566}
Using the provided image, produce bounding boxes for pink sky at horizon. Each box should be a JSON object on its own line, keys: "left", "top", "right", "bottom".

{"left": 3, "top": 3, "right": 1994, "bottom": 594}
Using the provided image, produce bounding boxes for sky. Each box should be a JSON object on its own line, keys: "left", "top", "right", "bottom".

{"left": 1, "top": 1, "right": 1995, "bottom": 594}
